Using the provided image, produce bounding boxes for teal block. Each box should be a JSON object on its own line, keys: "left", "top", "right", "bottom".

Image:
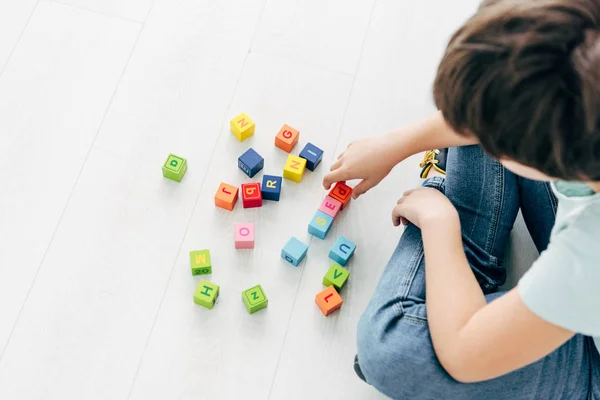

{"left": 281, "top": 237, "right": 308, "bottom": 266}
{"left": 162, "top": 154, "right": 188, "bottom": 182}
{"left": 329, "top": 236, "right": 356, "bottom": 266}
{"left": 308, "top": 210, "right": 334, "bottom": 240}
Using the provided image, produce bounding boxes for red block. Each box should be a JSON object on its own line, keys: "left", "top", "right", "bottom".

{"left": 329, "top": 182, "right": 352, "bottom": 210}
{"left": 241, "top": 182, "right": 262, "bottom": 208}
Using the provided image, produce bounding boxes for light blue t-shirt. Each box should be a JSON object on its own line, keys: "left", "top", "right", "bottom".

{"left": 519, "top": 181, "right": 600, "bottom": 353}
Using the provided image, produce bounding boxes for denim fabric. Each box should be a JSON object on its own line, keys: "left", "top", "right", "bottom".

{"left": 356, "top": 145, "right": 600, "bottom": 400}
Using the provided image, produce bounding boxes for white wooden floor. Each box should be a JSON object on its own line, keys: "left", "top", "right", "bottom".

{"left": 1, "top": 0, "right": 485, "bottom": 398}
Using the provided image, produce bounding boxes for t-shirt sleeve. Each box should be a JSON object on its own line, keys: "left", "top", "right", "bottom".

{"left": 518, "top": 221, "right": 600, "bottom": 336}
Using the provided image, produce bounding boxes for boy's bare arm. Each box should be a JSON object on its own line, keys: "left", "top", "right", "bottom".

{"left": 392, "top": 188, "right": 575, "bottom": 383}
{"left": 323, "top": 111, "right": 477, "bottom": 198}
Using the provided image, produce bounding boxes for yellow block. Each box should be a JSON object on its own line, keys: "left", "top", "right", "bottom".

{"left": 283, "top": 155, "right": 307, "bottom": 183}
{"left": 230, "top": 113, "right": 255, "bottom": 142}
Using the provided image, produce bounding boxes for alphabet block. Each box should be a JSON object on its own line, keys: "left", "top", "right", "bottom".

{"left": 319, "top": 195, "right": 342, "bottom": 218}
{"left": 275, "top": 124, "right": 300, "bottom": 153}
{"left": 283, "top": 155, "right": 307, "bottom": 183}
{"left": 329, "top": 236, "right": 356, "bottom": 266}
{"left": 238, "top": 148, "right": 264, "bottom": 178}
{"left": 299, "top": 142, "right": 324, "bottom": 171}
{"left": 322, "top": 264, "right": 350, "bottom": 291}
{"left": 281, "top": 237, "right": 308, "bottom": 266}
{"left": 235, "top": 223, "right": 255, "bottom": 249}
{"left": 230, "top": 112, "right": 255, "bottom": 142}
{"left": 214, "top": 182, "right": 239, "bottom": 211}
{"left": 261, "top": 175, "right": 282, "bottom": 201}
{"left": 308, "top": 210, "right": 334, "bottom": 240}
{"left": 242, "top": 284, "right": 268, "bottom": 314}
{"left": 241, "top": 182, "right": 262, "bottom": 208}
{"left": 315, "top": 286, "right": 343, "bottom": 316}
{"left": 190, "top": 249, "right": 211, "bottom": 275}
{"left": 329, "top": 181, "right": 352, "bottom": 210}
{"left": 194, "top": 280, "right": 219, "bottom": 309}
{"left": 162, "top": 154, "right": 188, "bottom": 182}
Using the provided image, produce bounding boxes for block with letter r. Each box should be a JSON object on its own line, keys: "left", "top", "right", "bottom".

{"left": 329, "top": 236, "right": 356, "bottom": 266}
{"left": 261, "top": 175, "right": 282, "bottom": 201}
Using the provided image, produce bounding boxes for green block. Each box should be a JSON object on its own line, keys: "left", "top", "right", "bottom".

{"left": 190, "top": 249, "right": 211, "bottom": 275}
{"left": 322, "top": 264, "right": 350, "bottom": 291}
{"left": 194, "top": 280, "right": 219, "bottom": 309}
{"left": 162, "top": 154, "right": 188, "bottom": 182}
{"left": 242, "top": 284, "right": 268, "bottom": 314}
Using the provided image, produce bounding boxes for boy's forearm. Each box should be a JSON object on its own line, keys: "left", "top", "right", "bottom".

{"left": 387, "top": 111, "right": 478, "bottom": 163}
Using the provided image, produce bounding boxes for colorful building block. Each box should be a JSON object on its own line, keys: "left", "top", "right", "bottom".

{"left": 275, "top": 124, "right": 300, "bottom": 153}
{"left": 238, "top": 148, "right": 264, "bottom": 178}
{"left": 261, "top": 175, "right": 282, "bottom": 201}
{"left": 194, "top": 280, "right": 219, "bottom": 309}
{"left": 242, "top": 284, "right": 268, "bottom": 314}
{"left": 230, "top": 112, "right": 255, "bottom": 142}
{"left": 190, "top": 249, "right": 211, "bottom": 275}
{"left": 241, "top": 182, "right": 262, "bottom": 208}
{"left": 281, "top": 237, "right": 309, "bottom": 266}
{"left": 235, "top": 223, "right": 255, "bottom": 249}
{"left": 215, "top": 182, "right": 239, "bottom": 211}
{"left": 308, "top": 210, "right": 334, "bottom": 240}
{"left": 329, "top": 236, "right": 356, "bottom": 266}
{"left": 319, "top": 196, "right": 342, "bottom": 218}
{"left": 283, "top": 155, "right": 307, "bottom": 183}
{"left": 315, "top": 286, "right": 343, "bottom": 316}
{"left": 299, "top": 142, "right": 324, "bottom": 171}
{"left": 323, "top": 264, "right": 350, "bottom": 291}
{"left": 329, "top": 181, "right": 353, "bottom": 210}
{"left": 162, "top": 154, "right": 188, "bottom": 182}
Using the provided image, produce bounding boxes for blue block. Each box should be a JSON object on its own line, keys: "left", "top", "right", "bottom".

{"left": 308, "top": 210, "right": 334, "bottom": 240}
{"left": 261, "top": 175, "right": 282, "bottom": 201}
{"left": 238, "top": 148, "right": 264, "bottom": 178}
{"left": 299, "top": 142, "right": 324, "bottom": 171}
{"left": 329, "top": 236, "right": 356, "bottom": 266}
{"left": 282, "top": 237, "right": 308, "bottom": 266}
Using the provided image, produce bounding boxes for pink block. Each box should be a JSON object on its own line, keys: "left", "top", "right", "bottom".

{"left": 235, "top": 223, "right": 255, "bottom": 249}
{"left": 319, "top": 196, "right": 342, "bottom": 218}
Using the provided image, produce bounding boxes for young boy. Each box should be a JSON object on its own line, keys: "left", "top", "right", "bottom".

{"left": 323, "top": 0, "right": 600, "bottom": 398}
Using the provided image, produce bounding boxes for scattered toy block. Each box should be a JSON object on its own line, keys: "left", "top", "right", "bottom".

{"left": 275, "top": 124, "right": 300, "bottom": 153}
{"left": 281, "top": 237, "right": 308, "bottom": 266}
{"left": 215, "top": 182, "right": 239, "bottom": 211}
{"left": 315, "top": 286, "right": 343, "bottom": 316}
{"left": 308, "top": 210, "right": 334, "bottom": 240}
{"left": 319, "top": 195, "right": 342, "bottom": 218}
{"left": 283, "top": 155, "right": 307, "bottom": 183}
{"left": 162, "top": 154, "right": 188, "bottom": 182}
{"left": 190, "top": 249, "right": 211, "bottom": 275}
{"left": 323, "top": 264, "right": 350, "bottom": 291}
{"left": 238, "top": 148, "right": 264, "bottom": 178}
{"left": 235, "top": 223, "right": 255, "bottom": 249}
{"left": 299, "top": 143, "right": 324, "bottom": 171}
{"left": 230, "top": 112, "right": 255, "bottom": 142}
{"left": 329, "top": 181, "right": 353, "bottom": 210}
{"left": 241, "top": 182, "right": 262, "bottom": 208}
{"left": 329, "top": 236, "right": 356, "bottom": 266}
{"left": 261, "top": 175, "right": 282, "bottom": 201}
{"left": 242, "top": 284, "right": 268, "bottom": 314}
{"left": 194, "top": 280, "right": 219, "bottom": 309}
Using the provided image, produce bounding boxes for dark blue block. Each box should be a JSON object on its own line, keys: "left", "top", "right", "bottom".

{"left": 261, "top": 175, "right": 282, "bottom": 201}
{"left": 299, "top": 143, "right": 324, "bottom": 171}
{"left": 238, "top": 148, "right": 264, "bottom": 178}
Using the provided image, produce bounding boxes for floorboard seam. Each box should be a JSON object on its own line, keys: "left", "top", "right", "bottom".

{"left": 0, "top": 0, "right": 40, "bottom": 80}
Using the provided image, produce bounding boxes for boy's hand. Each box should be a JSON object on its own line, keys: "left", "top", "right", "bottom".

{"left": 392, "top": 188, "right": 458, "bottom": 228}
{"left": 323, "top": 135, "right": 402, "bottom": 199}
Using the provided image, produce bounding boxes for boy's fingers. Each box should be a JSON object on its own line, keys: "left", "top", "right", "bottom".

{"left": 401, "top": 217, "right": 409, "bottom": 226}
{"left": 323, "top": 168, "right": 350, "bottom": 190}
{"left": 330, "top": 158, "right": 343, "bottom": 171}
{"left": 352, "top": 179, "right": 372, "bottom": 199}
{"left": 336, "top": 151, "right": 346, "bottom": 160}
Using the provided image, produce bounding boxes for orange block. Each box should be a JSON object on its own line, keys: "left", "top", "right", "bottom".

{"left": 315, "top": 286, "right": 343, "bottom": 316}
{"left": 329, "top": 182, "right": 353, "bottom": 210}
{"left": 275, "top": 124, "right": 300, "bottom": 153}
{"left": 215, "top": 182, "right": 239, "bottom": 211}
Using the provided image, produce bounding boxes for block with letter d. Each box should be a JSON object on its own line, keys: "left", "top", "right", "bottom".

{"left": 329, "top": 181, "right": 352, "bottom": 210}
{"left": 261, "top": 175, "right": 282, "bottom": 201}
{"left": 241, "top": 182, "right": 262, "bottom": 208}
{"left": 162, "top": 154, "right": 188, "bottom": 182}
{"left": 329, "top": 236, "right": 356, "bottom": 266}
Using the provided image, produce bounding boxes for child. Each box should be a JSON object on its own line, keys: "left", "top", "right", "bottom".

{"left": 323, "top": 0, "right": 600, "bottom": 398}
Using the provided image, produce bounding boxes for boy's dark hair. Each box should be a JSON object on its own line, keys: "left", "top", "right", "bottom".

{"left": 434, "top": 0, "right": 600, "bottom": 180}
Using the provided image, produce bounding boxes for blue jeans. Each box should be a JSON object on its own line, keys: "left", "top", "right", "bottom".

{"left": 357, "top": 146, "right": 600, "bottom": 400}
